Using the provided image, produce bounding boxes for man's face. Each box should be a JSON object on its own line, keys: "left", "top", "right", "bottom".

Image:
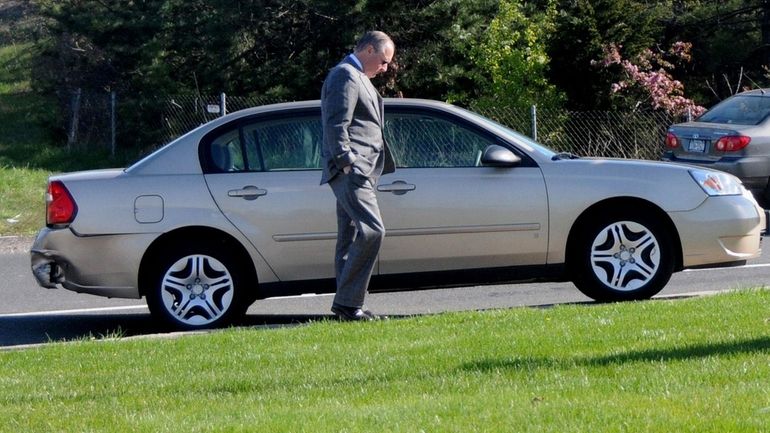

{"left": 360, "top": 43, "right": 395, "bottom": 78}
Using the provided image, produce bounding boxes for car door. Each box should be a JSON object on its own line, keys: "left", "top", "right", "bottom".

{"left": 377, "top": 108, "right": 549, "bottom": 274}
{"left": 202, "top": 110, "right": 338, "bottom": 282}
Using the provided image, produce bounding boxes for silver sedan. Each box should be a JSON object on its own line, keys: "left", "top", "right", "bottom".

{"left": 663, "top": 89, "right": 770, "bottom": 205}
{"left": 31, "top": 99, "right": 766, "bottom": 329}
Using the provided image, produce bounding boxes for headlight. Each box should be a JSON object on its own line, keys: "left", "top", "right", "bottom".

{"left": 689, "top": 170, "right": 744, "bottom": 196}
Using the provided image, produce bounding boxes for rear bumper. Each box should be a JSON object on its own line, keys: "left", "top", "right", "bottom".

{"left": 669, "top": 190, "right": 766, "bottom": 268}
{"left": 30, "top": 228, "right": 154, "bottom": 299}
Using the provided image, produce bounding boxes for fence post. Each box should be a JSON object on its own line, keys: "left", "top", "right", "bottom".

{"left": 67, "top": 88, "right": 82, "bottom": 151}
{"left": 530, "top": 105, "right": 538, "bottom": 141}
{"left": 110, "top": 91, "right": 117, "bottom": 156}
{"left": 220, "top": 92, "right": 227, "bottom": 117}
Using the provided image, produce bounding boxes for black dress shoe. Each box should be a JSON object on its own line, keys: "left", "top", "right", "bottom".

{"left": 362, "top": 309, "right": 388, "bottom": 321}
{"left": 331, "top": 304, "right": 373, "bottom": 322}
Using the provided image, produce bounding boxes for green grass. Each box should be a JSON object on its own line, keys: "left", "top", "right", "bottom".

{"left": 0, "top": 43, "right": 33, "bottom": 93}
{"left": 1, "top": 290, "right": 769, "bottom": 432}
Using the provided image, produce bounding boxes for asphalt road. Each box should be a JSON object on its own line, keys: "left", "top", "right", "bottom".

{"left": 1, "top": 236, "right": 768, "bottom": 348}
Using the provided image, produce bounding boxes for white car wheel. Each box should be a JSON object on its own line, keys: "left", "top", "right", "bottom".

{"left": 160, "top": 254, "right": 235, "bottom": 327}
{"left": 147, "top": 245, "right": 247, "bottom": 330}
{"left": 573, "top": 212, "right": 674, "bottom": 301}
{"left": 590, "top": 221, "right": 660, "bottom": 291}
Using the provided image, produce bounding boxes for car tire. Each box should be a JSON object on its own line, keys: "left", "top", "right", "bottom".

{"left": 146, "top": 243, "right": 248, "bottom": 330}
{"left": 571, "top": 211, "right": 674, "bottom": 302}
{"left": 759, "top": 183, "right": 770, "bottom": 209}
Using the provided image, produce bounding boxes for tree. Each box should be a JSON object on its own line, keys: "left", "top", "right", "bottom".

{"left": 594, "top": 41, "right": 705, "bottom": 117}
{"left": 458, "top": 0, "right": 564, "bottom": 111}
{"left": 548, "top": 0, "right": 669, "bottom": 110}
{"left": 660, "top": 0, "right": 769, "bottom": 102}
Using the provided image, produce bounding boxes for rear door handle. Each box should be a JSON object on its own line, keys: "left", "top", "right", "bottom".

{"left": 377, "top": 180, "right": 416, "bottom": 195}
{"left": 228, "top": 185, "right": 267, "bottom": 200}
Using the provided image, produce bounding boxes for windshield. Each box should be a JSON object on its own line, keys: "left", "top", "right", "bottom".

{"left": 454, "top": 106, "right": 557, "bottom": 158}
{"left": 698, "top": 94, "right": 770, "bottom": 126}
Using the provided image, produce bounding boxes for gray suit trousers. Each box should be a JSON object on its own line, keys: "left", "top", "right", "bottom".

{"left": 328, "top": 171, "right": 385, "bottom": 308}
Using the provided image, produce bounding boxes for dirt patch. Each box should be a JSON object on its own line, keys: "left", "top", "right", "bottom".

{"left": 0, "top": 235, "right": 33, "bottom": 253}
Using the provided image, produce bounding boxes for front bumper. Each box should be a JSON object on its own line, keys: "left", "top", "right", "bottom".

{"left": 669, "top": 190, "right": 766, "bottom": 269}
{"left": 30, "top": 228, "right": 155, "bottom": 299}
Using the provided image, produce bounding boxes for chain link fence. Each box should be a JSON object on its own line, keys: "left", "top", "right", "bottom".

{"left": 473, "top": 105, "right": 675, "bottom": 160}
{"left": 60, "top": 90, "right": 678, "bottom": 161}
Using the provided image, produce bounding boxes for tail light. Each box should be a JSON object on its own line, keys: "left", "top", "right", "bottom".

{"left": 47, "top": 181, "right": 78, "bottom": 227}
{"left": 665, "top": 132, "right": 680, "bottom": 148}
{"left": 715, "top": 135, "right": 751, "bottom": 152}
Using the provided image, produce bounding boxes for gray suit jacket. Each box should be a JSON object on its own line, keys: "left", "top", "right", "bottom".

{"left": 320, "top": 56, "right": 395, "bottom": 185}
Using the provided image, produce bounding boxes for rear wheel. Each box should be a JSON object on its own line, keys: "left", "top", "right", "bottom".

{"left": 146, "top": 244, "right": 248, "bottom": 330}
{"left": 571, "top": 212, "right": 674, "bottom": 301}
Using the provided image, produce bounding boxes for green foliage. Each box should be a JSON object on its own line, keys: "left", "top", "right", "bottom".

{"left": 461, "top": 0, "right": 564, "bottom": 111}
{"left": 14, "top": 0, "right": 770, "bottom": 149}
{"left": 662, "top": 0, "right": 769, "bottom": 103}
{"left": 548, "top": 0, "right": 670, "bottom": 110}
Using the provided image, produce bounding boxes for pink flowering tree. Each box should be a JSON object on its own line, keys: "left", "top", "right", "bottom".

{"left": 594, "top": 42, "right": 706, "bottom": 118}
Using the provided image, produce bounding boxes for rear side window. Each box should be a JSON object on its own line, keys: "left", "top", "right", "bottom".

{"left": 208, "top": 129, "right": 246, "bottom": 172}
{"left": 244, "top": 117, "right": 322, "bottom": 171}
{"left": 202, "top": 113, "right": 322, "bottom": 173}
{"left": 698, "top": 95, "right": 770, "bottom": 126}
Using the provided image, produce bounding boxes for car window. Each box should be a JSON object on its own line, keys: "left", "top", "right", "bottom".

{"left": 698, "top": 95, "right": 770, "bottom": 126}
{"left": 203, "top": 115, "right": 322, "bottom": 173}
{"left": 384, "top": 113, "right": 495, "bottom": 168}
{"left": 243, "top": 117, "right": 322, "bottom": 171}
{"left": 209, "top": 128, "right": 246, "bottom": 172}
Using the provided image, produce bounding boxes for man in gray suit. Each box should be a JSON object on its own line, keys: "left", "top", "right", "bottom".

{"left": 321, "top": 31, "right": 396, "bottom": 321}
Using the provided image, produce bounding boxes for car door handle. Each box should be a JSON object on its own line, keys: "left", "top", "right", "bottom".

{"left": 228, "top": 185, "right": 267, "bottom": 200}
{"left": 377, "top": 180, "right": 416, "bottom": 195}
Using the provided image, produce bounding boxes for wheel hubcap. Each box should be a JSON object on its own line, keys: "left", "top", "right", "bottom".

{"left": 590, "top": 221, "right": 660, "bottom": 291}
{"left": 161, "top": 255, "right": 234, "bottom": 326}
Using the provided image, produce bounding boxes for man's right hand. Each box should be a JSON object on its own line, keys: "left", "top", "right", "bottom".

{"left": 342, "top": 165, "right": 352, "bottom": 174}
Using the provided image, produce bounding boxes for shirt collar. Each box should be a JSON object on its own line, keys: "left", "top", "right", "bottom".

{"left": 349, "top": 53, "right": 364, "bottom": 72}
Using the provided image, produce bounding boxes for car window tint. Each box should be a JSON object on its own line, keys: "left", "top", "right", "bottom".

{"left": 243, "top": 117, "right": 322, "bottom": 171}
{"left": 209, "top": 129, "right": 245, "bottom": 172}
{"left": 384, "top": 113, "right": 494, "bottom": 168}
{"left": 698, "top": 95, "right": 770, "bottom": 125}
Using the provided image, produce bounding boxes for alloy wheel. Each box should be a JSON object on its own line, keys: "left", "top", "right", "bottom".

{"left": 160, "top": 254, "right": 235, "bottom": 327}
{"left": 590, "top": 220, "right": 661, "bottom": 292}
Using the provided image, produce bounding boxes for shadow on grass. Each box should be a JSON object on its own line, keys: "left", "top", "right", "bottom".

{"left": 461, "top": 337, "right": 770, "bottom": 373}
{"left": 0, "top": 313, "right": 331, "bottom": 349}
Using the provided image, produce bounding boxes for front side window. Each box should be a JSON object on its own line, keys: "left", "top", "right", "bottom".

{"left": 384, "top": 113, "right": 497, "bottom": 168}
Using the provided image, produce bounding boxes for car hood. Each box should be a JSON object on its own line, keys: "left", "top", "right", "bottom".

{"left": 541, "top": 157, "right": 720, "bottom": 212}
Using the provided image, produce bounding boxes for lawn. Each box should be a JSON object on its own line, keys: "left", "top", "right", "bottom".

{"left": 1, "top": 290, "right": 769, "bottom": 432}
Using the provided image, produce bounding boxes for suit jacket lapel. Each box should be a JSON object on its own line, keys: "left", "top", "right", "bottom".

{"left": 342, "top": 55, "right": 383, "bottom": 125}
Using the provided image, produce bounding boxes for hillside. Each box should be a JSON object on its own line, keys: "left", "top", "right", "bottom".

{"left": 0, "top": 0, "right": 39, "bottom": 45}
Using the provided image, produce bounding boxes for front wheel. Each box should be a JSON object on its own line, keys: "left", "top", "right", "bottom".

{"left": 571, "top": 213, "right": 674, "bottom": 302}
{"left": 146, "top": 245, "right": 248, "bottom": 330}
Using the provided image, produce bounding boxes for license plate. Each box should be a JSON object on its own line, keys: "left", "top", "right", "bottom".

{"left": 688, "top": 139, "right": 706, "bottom": 152}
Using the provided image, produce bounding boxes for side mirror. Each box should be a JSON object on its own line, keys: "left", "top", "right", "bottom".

{"left": 481, "top": 145, "right": 521, "bottom": 167}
